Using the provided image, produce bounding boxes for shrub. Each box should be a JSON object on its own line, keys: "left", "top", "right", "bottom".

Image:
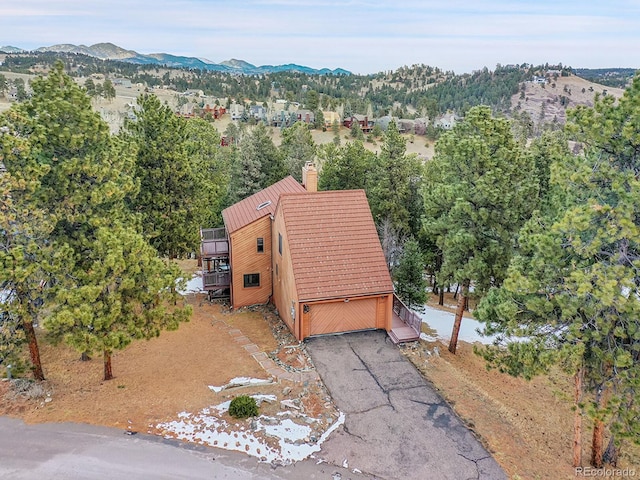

{"left": 228, "top": 395, "right": 259, "bottom": 419}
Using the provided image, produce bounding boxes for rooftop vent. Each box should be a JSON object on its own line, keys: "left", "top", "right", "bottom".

{"left": 256, "top": 200, "right": 272, "bottom": 211}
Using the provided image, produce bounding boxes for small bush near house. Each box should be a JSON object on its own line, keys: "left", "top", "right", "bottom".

{"left": 228, "top": 395, "right": 259, "bottom": 418}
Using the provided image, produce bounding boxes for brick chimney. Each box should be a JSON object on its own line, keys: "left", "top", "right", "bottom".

{"left": 302, "top": 161, "right": 318, "bottom": 192}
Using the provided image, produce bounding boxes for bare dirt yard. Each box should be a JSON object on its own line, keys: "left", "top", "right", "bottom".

{"left": 1, "top": 267, "right": 638, "bottom": 477}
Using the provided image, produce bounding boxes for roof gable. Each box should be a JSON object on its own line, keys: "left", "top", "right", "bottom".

{"left": 278, "top": 190, "right": 393, "bottom": 301}
{"left": 223, "top": 176, "right": 306, "bottom": 234}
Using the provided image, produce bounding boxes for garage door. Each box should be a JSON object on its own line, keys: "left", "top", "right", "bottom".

{"left": 309, "top": 298, "right": 377, "bottom": 336}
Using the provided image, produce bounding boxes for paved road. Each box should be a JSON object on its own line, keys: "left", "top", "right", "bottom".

{"left": 307, "top": 330, "right": 507, "bottom": 480}
{"left": 0, "top": 416, "right": 371, "bottom": 480}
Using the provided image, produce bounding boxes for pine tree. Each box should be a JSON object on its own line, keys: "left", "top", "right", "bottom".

{"left": 394, "top": 238, "right": 427, "bottom": 311}
{"left": 318, "top": 140, "right": 373, "bottom": 191}
{"left": 102, "top": 78, "right": 116, "bottom": 101}
{"left": 475, "top": 75, "right": 640, "bottom": 466}
{"left": 184, "top": 118, "right": 230, "bottom": 228}
{"left": 280, "top": 122, "right": 316, "bottom": 181}
{"left": 369, "top": 120, "right": 424, "bottom": 238}
{"left": 6, "top": 62, "right": 190, "bottom": 381}
{"left": 228, "top": 123, "right": 286, "bottom": 203}
{"left": 124, "top": 93, "right": 202, "bottom": 258}
{"left": 423, "top": 106, "right": 538, "bottom": 354}
{"left": 0, "top": 119, "right": 52, "bottom": 380}
{"left": 47, "top": 224, "right": 191, "bottom": 381}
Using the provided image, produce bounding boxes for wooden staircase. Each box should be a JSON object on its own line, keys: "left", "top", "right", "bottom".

{"left": 388, "top": 295, "right": 421, "bottom": 344}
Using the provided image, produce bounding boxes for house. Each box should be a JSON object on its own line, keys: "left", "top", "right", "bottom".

{"left": 229, "top": 104, "right": 245, "bottom": 120}
{"left": 249, "top": 105, "right": 268, "bottom": 121}
{"left": 200, "top": 163, "right": 419, "bottom": 343}
{"left": 322, "top": 111, "right": 341, "bottom": 128}
{"left": 434, "top": 112, "right": 457, "bottom": 130}
{"left": 296, "top": 109, "right": 315, "bottom": 124}
{"left": 220, "top": 176, "right": 306, "bottom": 309}
{"left": 203, "top": 104, "right": 226, "bottom": 119}
{"left": 271, "top": 189, "right": 395, "bottom": 341}
{"left": 343, "top": 114, "right": 374, "bottom": 133}
{"left": 532, "top": 75, "right": 547, "bottom": 84}
{"left": 112, "top": 78, "right": 132, "bottom": 88}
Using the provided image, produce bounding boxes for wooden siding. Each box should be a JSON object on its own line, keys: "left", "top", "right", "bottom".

{"left": 307, "top": 298, "right": 377, "bottom": 336}
{"left": 376, "top": 295, "right": 390, "bottom": 330}
{"left": 229, "top": 216, "right": 272, "bottom": 309}
{"left": 272, "top": 206, "right": 299, "bottom": 338}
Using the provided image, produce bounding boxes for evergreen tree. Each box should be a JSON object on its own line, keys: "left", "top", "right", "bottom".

{"left": 124, "top": 94, "right": 202, "bottom": 258}
{"left": 394, "top": 238, "right": 427, "bottom": 311}
{"left": 6, "top": 62, "right": 190, "bottom": 381}
{"left": 369, "top": 120, "right": 424, "bottom": 237}
{"left": 350, "top": 121, "right": 364, "bottom": 140}
{"left": 228, "top": 123, "right": 286, "bottom": 203}
{"left": 423, "top": 105, "right": 538, "bottom": 354}
{"left": 47, "top": 224, "right": 191, "bottom": 381}
{"left": 184, "top": 118, "right": 229, "bottom": 229}
{"left": 280, "top": 122, "right": 317, "bottom": 181}
{"left": 0, "top": 118, "right": 52, "bottom": 380}
{"left": 331, "top": 119, "right": 341, "bottom": 145}
{"left": 102, "top": 78, "right": 116, "bottom": 101}
{"left": 318, "top": 140, "right": 374, "bottom": 191}
{"left": 476, "top": 76, "right": 640, "bottom": 467}
{"left": 84, "top": 78, "right": 96, "bottom": 97}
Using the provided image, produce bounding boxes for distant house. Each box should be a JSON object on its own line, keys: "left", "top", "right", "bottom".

{"left": 203, "top": 104, "right": 226, "bottom": 119}
{"left": 177, "top": 103, "right": 196, "bottom": 118}
{"left": 322, "top": 111, "right": 341, "bottom": 128}
{"left": 532, "top": 75, "right": 547, "bottom": 84}
{"left": 183, "top": 89, "right": 204, "bottom": 97}
{"left": 296, "top": 109, "right": 315, "bottom": 124}
{"left": 229, "top": 104, "right": 245, "bottom": 120}
{"left": 249, "top": 105, "right": 267, "bottom": 121}
{"left": 343, "top": 114, "right": 374, "bottom": 133}
{"left": 375, "top": 115, "right": 396, "bottom": 131}
{"left": 200, "top": 163, "right": 419, "bottom": 343}
{"left": 434, "top": 112, "right": 457, "bottom": 130}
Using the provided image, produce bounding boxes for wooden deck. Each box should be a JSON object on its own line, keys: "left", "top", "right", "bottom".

{"left": 388, "top": 294, "right": 421, "bottom": 344}
{"left": 200, "top": 227, "right": 231, "bottom": 297}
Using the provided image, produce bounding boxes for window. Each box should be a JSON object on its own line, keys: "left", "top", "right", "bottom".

{"left": 275, "top": 264, "right": 279, "bottom": 276}
{"left": 278, "top": 233, "right": 283, "bottom": 255}
{"left": 257, "top": 237, "right": 264, "bottom": 253}
{"left": 243, "top": 273, "right": 260, "bottom": 288}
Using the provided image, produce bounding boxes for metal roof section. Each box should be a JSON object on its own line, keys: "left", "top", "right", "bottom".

{"left": 222, "top": 176, "right": 306, "bottom": 234}
{"left": 277, "top": 190, "right": 394, "bottom": 302}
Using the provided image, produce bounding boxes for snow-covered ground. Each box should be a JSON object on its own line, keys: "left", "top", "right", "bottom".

{"left": 419, "top": 305, "right": 497, "bottom": 345}
{"left": 177, "top": 273, "right": 205, "bottom": 295}
{"left": 155, "top": 393, "right": 345, "bottom": 465}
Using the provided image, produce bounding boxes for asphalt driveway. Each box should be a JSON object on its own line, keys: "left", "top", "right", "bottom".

{"left": 306, "top": 330, "right": 507, "bottom": 480}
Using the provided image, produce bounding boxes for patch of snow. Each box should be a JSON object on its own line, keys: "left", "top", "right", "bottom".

{"left": 252, "top": 394, "right": 277, "bottom": 405}
{"left": 419, "top": 305, "right": 497, "bottom": 345}
{"left": 209, "top": 377, "right": 273, "bottom": 393}
{"left": 156, "top": 400, "right": 346, "bottom": 465}
{"left": 419, "top": 332, "right": 438, "bottom": 342}
{"left": 177, "top": 273, "right": 205, "bottom": 295}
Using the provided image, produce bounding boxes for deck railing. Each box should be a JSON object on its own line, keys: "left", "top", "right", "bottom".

{"left": 392, "top": 294, "right": 422, "bottom": 336}
{"left": 200, "top": 227, "right": 229, "bottom": 256}
{"left": 203, "top": 271, "right": 230, "bottom": 288}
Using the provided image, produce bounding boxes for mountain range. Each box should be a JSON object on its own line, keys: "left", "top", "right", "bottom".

{"left": 0, "top": 42, "right": 351, "bottom": 75}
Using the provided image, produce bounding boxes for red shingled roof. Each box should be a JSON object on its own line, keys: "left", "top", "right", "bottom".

{"left": 278, "top": 190, "right": 393, "bottom": 301}
{"left": 222, "top": 176, "right": 306, "bottom": 234}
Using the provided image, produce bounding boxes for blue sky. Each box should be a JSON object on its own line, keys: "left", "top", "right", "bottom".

{"left": 1, "top": 1, "right": 639, "bottom": 74}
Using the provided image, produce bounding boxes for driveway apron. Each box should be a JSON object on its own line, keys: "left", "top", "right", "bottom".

{"left": 306, "top": 330, "right": 507, "bottom": 480}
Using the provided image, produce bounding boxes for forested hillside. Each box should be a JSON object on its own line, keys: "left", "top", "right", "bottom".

{"left": 3, "top": 52, "right": 627, "bottom": 123}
